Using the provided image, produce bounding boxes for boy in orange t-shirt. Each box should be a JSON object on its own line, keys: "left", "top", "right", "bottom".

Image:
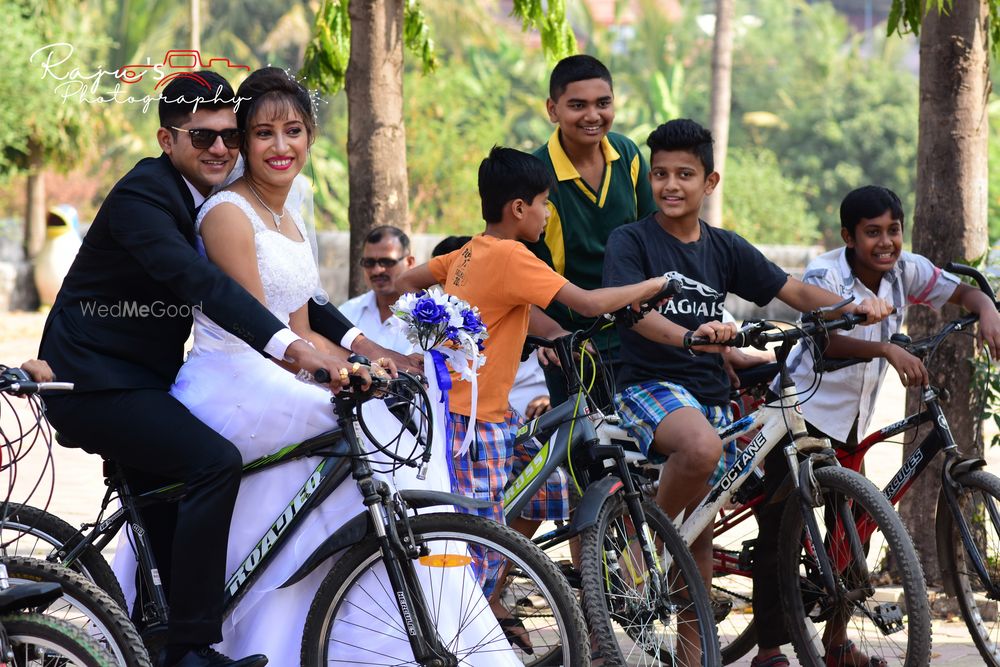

{"left": 398, "top": 146, "right": 666, "bottom": 535}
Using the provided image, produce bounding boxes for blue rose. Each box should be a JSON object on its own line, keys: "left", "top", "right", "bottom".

{"left": 412, "top": 297, "right": 448, "bottom": 325}
{"left": 461, "top": 309, "right": 483, "bottom": 334}
{"left": 444, "top": 326, "right": 460, "bottom": 342}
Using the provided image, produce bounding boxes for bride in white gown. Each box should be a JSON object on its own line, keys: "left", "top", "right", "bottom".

{"left": 112, "top": 68, "right": 519, "bottom": 666}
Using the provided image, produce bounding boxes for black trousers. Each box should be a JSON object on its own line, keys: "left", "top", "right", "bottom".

{"left": 752, "top": 418, "right": 858, "bottom": 649}
{"left": 44, "top": 389, "right": 243, "bottom": 645}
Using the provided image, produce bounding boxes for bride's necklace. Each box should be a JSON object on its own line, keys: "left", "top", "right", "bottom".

{"left": 245, "top": 180, "right": 285, "bottom": 231}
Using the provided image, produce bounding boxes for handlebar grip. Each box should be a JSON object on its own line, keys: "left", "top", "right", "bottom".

{"left": 649, "top": 279, "right": 683, "bottom": 306}
{"left": 314, "top": 368, "right": 331, "bottom": 384}
{"left": 36, "top": 382, "right": 74, "bottom": 392}
{"left": 945, "top": 262, "right": 997, "bottom": 302}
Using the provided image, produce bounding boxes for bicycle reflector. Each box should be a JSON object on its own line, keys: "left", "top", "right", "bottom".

{"left": 418, "top": 554, "right": 474, "bottom": 568}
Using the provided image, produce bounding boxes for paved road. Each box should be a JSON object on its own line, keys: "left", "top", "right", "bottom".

{"left": 1, "top": 311, "right": 995, "bottom": 664}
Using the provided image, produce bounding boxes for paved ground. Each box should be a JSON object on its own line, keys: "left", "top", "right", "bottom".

{"left": 0, "top": 311, "right": 996, "bottom": 665}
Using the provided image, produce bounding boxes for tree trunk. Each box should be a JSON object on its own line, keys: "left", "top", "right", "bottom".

{"left": 190, "top": 0, "right": 201, "bottom": 52}
{"left": 703, "top": 0, "right": 734, "bottom": 228}
{"left": 345, "top": 0, "right": 409, "bottom": 297}
{"left": 25, "top": 138, "right": 46, "bottom": 259}
{"left": 899, "top": 0, "right": 989, "bottom": 587}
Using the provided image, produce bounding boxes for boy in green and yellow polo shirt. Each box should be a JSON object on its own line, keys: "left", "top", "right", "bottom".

{"left": 526, "top": 54, "right": 657, "bottom": 407}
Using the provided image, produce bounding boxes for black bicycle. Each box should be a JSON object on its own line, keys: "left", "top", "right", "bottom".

{"left": 501, "top": 281, "right": 721, "bottom": 667}
{"left": 3, "top": 365, "right": 591, "bottom": 665}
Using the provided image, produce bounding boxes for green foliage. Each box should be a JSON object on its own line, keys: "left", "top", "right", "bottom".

{"left": 301, "top": 0, "right": 440, "bottom": 95}
{"left": 303, "top": 0, "right": 572, "bottom": 95}
{"left": 721, "top": 148, "right": 821, "bottom": 245}
{"left": 510, "top": 0, "right": 577, "bottom": 62}
{"left": 300, "top": 0, "right": 351, "bottom": 94}
{"left": 0, "top": 0, "right": 103, "bottom": 180}
{"left": 888, "top": 0, "right": 1000, "bottom": 58}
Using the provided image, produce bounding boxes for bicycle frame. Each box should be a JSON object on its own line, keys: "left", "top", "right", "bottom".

{"left": 835, "top": 384, "right": 1000, "bottom": 598}
{"left": 57, "top": 382, "right": 480, "bottom": 664}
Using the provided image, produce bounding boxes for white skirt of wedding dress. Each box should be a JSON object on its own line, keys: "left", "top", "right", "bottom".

{"left": 111, "top": 349, "right": 519, "bottom": 666}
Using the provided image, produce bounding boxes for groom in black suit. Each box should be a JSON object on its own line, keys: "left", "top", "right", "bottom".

{"left": 40, "top": 72, "right": 384, "bottom": 667}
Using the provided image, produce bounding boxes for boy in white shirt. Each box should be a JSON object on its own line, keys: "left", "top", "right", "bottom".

{"left": 750, "top": 185, "right": 1000, "bottom": 667}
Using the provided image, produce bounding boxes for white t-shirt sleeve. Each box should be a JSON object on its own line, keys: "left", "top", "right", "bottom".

{"left": 902, "top": 253, "right": 960, "bottom": 309}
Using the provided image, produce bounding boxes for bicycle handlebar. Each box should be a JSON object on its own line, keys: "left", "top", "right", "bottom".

{"left": 0, "top": 368, "right": 74, "bottom": 397}
{"left": 686, "top": 312, "right": 869, "bottom": 351}
{"left": 522, "top": 278, "right": 683, "bottom": 356}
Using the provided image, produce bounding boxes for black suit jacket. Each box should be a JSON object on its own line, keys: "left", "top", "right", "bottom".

{"left": 40, "top": 154, "right": 355, "bottom": 392}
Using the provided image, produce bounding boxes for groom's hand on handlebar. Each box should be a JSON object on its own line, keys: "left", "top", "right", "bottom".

{"left": 20, "top": 359, "right": 55, "bottom": 383}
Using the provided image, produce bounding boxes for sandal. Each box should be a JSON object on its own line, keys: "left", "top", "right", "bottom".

{"left": 749, "top": 654, "right": 790, "bottom": 667}
{"left": 824, "top": 639, "right": 887, "bottom": 667}
{"left": 498, "top": 616, "right": 534, "bottom": 655}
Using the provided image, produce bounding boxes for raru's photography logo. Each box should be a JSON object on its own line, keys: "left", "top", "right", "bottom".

{"left": 30, "top": 43, "right": 251, "bottom": 112}
{"left": 117, "top": 49, "right": 250, "bottom": 89}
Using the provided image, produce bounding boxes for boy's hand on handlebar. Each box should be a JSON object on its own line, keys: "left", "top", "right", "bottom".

{"left": 978, "top": 309, "right": 1000, "bottom": 359}
{"left": 884, "top": 345, "right": 929, "bottom": 388}
{"left": 536, "top": 328, "right": 572, "bottom": 368}
{"left": 852, "top": 297, "right": 893, "bottom": 324}
{"left": 688, "top": 320, "right": 737, "bottom": 354}
{"left": 20, "top": 359, "right": 54, "bottom": 383}
{"left": 630, "top": 276, "right": 670, "bottom": 312}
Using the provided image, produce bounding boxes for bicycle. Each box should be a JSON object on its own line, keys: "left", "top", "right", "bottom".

{"left": 0, "top": 560, "right": 117, "bottom": 667}
{"left": 0, "top": 367, "right": 128, "bottom": 667}
{"left": 3, "top": 365, "right": 590, "bottom": 665}
{"left": 673, "top": 308, "right": 931, "bottom": 667}
{"left": 713, "top": 261, "right": 1000, "bottom": 665}
{"left": 501, "top": 282, "right": 721, "bottom": 666}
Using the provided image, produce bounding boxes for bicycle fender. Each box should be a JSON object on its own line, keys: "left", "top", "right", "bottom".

{"left": 279, "top": 511, "right": 370, "bottom": 589}
{"left": 935, "top": 458, "right": 987, "bottom": 596}
{"left": 398, "top": 489, "right": 495, "bottom": 511}
{"left": 948, "top": 457, "right": 987, "bottom": 479}
{"left": 935, "top": 486, "right": 959, "bottom": 596}
{"left": 0, "top": 581, "right": 62, "bottom": 614}
{"left": 565, "top": 476, "right": 624, "bottom": 537}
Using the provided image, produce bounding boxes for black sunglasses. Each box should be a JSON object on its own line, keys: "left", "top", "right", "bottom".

{"left": 360, "top": 256, "right": 408, "bottom": 269}
{"left": 170, "top": 126, "right": 243, "bottom": 149}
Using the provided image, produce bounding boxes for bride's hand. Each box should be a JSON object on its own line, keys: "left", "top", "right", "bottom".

{"left": 333, "top": 360, "right": 372, "bottom": 392}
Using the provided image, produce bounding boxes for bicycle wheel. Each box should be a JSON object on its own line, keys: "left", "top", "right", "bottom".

{"left": 1, "top": 612, "right": 116, "bottom": 666}
{"left": 712, "top": 500, "right": 760, "bottom": 664}
{"left": 0, "top": 504, "right": 125, "bottom": 608}
{"left": 939, "top": 468, "right": 1000, "bottom": 666}
{"left": 777, "top": 466, "right": 930, "bottom": 667}
{"left": 301, "top": 512, "right": 590, "bottom": 666}
{"left": 2, "top": 556, "right": 151, "bottom": 667}
{"left": 579, "top": 493, "right": 720, "bottom": 666}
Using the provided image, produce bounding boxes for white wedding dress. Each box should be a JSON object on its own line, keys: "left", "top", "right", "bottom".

{"left": 111, "top": 191, "right": 518, "bottom": 665}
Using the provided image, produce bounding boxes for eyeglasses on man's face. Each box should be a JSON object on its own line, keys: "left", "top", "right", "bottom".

{"left": 170, "top": 126, "right": 243, "bottom": 149}
{"left": 360, "top": 256, "right": 408, "bottom": 269}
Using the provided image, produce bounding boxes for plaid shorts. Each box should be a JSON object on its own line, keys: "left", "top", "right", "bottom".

{"left": 448, "top": 410, "right": 570, "bottom": 523}
{"left": 616, "top": 381, "right": 737, "bottom": 487}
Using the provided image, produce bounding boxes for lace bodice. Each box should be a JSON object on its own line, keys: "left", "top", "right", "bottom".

{"left": 190, "top": 190, "right": 319, "bottom": 355}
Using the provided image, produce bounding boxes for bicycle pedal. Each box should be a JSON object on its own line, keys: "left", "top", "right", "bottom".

{"left": 872, "top": 602, "right": 904, "bottom": 634}
{"left": 711, "top": 596, "right": 733, "bottom": 623}
{"left": 738, "top": 539, "right": 758, "bottom": 571}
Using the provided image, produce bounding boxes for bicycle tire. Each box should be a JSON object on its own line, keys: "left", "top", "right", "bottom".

{"left": 1, "top": 612, "right": 116, "bottom": 666}
{"left": 579, "top": 493, "right": 720, "bottom": 666}
{"left": 0, "top": 504, "right": 125, "bottom": 609}
{"left": 777, "top": 466, "right": 930, "bottom": 667}
{"left": 939, "top": 468, "right": 1000, "bottom": 667}
{"left": 301, "top": 511, "right": 590, "bottom": 666}
{"left": 712, "top": 501, "right": 760, "bottom": 664}
{"left": 2, "top": 556, "right": 151, "bottom": 667}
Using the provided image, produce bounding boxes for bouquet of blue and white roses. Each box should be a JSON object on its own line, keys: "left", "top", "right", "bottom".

{"left": 392, "top": 288, "right": 488, "bottom": 459}
{"left": 391, "top": 287, "right": 487, "bottom": 381}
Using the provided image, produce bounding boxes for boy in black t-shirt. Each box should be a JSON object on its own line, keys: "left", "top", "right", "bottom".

{"left": 603, "top": 120, "right": 891, "bottom": 663}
